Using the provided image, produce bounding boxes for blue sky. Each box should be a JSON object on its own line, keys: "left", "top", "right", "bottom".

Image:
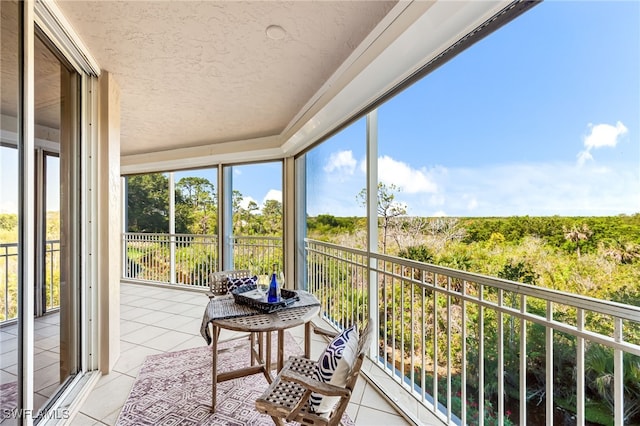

{"left": 1, "top": 2, "right": 638, "bottom": 219}
{"left": 306, "top": 0, "right": 640, "bottom": 217}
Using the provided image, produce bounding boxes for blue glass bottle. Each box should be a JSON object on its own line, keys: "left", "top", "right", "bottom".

{"left": 267, "top": 265, "right": 280, "bottom": 303}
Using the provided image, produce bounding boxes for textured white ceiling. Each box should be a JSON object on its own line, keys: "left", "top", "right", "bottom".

{"left": 56, "top": 1, "right": 397, "bottom": 156}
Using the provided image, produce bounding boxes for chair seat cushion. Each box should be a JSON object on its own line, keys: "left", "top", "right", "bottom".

{"left": 310, "top": 325, "right": 359, "bottom": 414}
{"left": 226, "top": 275, "right": 258, "bottom": 292}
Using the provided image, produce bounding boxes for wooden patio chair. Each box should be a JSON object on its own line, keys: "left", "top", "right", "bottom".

{"left": 255, "top": 319, "right": 373, "bottom": 426}
{"left": 206, "top": 269, "right": 251, "bottom": 298}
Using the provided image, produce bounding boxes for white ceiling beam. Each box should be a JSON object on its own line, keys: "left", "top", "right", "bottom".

{"left": 120, "top": 134, "right": 282, "bottom": 175}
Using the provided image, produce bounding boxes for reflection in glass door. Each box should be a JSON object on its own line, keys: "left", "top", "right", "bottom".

{"left": 0, "top": 1, "right": 21, "bottom": 424}
{"left": 32, "top": 32, "right": 80, "bottom": 416}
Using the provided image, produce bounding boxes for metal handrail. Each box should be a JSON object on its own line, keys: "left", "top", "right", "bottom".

{"left": 305, "top": 238, "right": 640, "bottom": 426}
{"left": 121, "top": 232, "right": 283, "bottom": 285}
{"left": 1, "top": 240, "right": 60, "bottom": 323}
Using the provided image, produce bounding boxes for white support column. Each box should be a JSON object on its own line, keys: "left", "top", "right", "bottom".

{"left": 366, "top": 109, "right": 378, "bottom": 357}
{"left": 294, "top": 155, "right": 307, "bottom": 290}
{"left": 169, "top": 172, "right": 176, "bottom": 284}
{"left": 20, "top": 2, "right": 36, "bottom": 423}
{"left": 283, "top": 157, "right": 295, "bottom": 290}
{"left": 97, "top": 71, "right": 121, "bottom": 373}
{"left": 219, "top": 166, "right": 233, "bottom": 270}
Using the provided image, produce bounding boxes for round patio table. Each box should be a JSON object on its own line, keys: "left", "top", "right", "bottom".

{"left": 203, "top": 291, "right": 320, "bottom": 413}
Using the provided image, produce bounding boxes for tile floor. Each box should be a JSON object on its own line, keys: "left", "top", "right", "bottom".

{"left": 74, "top": 282, "right": 411, "bottom": 425}
{"left": 1, "top": 310, "right": 65, "bottom": 416}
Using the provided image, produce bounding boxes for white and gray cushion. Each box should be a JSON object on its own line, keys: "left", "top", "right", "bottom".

{"left": 310, "top": 325, "right": 359, "bottom": 414}
{"left": 226, "top": 275, "right": 258, "bottom": 293}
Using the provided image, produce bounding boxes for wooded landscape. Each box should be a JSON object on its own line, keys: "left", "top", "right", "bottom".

{"left": 2, "top": 174, "right": 639, "bottom": 424}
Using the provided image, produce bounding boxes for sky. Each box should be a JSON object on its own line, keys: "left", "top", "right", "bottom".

{"left": 306, "top": 0, "right": 640, "bottom": 217}
{"left": 1, "top": 1, "right": 638, "bottom": 218}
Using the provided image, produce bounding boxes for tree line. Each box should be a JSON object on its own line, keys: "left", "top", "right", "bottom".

{"left": 125, "top": 173, "right": 282, "bottom": 236}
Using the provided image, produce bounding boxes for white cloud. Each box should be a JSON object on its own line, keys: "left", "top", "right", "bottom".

{"left": 377, "top": 155, "right": 438, "bottom": 194}
{"left": 466, "top": 196, "right": 478, "bottom": 211}
{"left": 239, "top": 196, "right": 257, "bottom": 210}
{"left": 263, "top": 189, "right": 282, "bottom": 204}
{"left": 578, "top": 121, "right": 628, "bottom": 165}
{"left": 576, "top": 150, "right": 593, "bottom": 166}
{"left": 324, "top": 150, "right": 357, "bottom": 175}
{"left": 0, "top": 200, "right": 17, "bottom": 214}
{"left": 584, "top": 121, "right": 628, "bottom": 149}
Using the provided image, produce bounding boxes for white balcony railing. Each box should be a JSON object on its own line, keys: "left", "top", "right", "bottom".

{"left": 305, "top": 239, "right": 640, "bottom": 426}
{"left": 122, "top": 233, "right": 282, "bottom": 285}
{"left": 119, "top": 233, "right": 640, "bottom": 424}
{"left": 1, "top": 240, "right": 60, "bottom": 323}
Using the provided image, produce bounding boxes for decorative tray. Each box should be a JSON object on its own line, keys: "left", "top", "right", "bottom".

{"left": 231, "top": 284, "right": 300, "bottom": 314}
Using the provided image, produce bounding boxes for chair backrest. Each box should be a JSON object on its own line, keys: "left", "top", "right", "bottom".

{"left": 207, "top": 269, "right": 251, "bottom": 296}
{"left": 345, "top": 319, "right": 373, "bottom": 389}
{"left": 327, "top": 319, "right": 373, "bottom": 424}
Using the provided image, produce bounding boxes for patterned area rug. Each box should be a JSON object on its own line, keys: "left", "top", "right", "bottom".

{"left": 116, "top": 333, "right": 355, "bottom": 425}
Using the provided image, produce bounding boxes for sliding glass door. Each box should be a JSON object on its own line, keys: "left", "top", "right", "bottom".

{"left": 32, "top": 31, "right": 81, "bottom": 416}
{"left": 0, "top": 2, "right": 21, "bottom": 424}
{"left": 0, "top": 2, "right": 84, "bottom": 422}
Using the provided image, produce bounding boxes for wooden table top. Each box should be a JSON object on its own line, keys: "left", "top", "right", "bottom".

{"left": 201, "top": 290, "right": 320, "bottom": 340}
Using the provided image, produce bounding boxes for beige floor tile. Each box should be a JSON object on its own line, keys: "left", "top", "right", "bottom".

{"left": 0, "top": 369, "right": 16, "bottom": 382}
{"left": 355, "top": 406, "right": 410, "bottom": 425}
{"left": 346, "top": 402, "right": 360, "bottom": 422}
{"left": 68, "top": 412, "right": 101, "bottom": 426}
{"left": 170, "top": 317, "right": 202, "bottom": 334}
{"left": 34, "top": 366, "right": 59, "bottom": 393}
{"left": 1, "top": 329, "right": 17, "bottom": 340}
{"left": 351, "top": 376, "right": 367, "bottom": 405}
{"left": 130, "top": 309, "right": 173, "bottom": 326}
{"left": 141, "top": 330, "right": 193, "bottom": 352}
{"left": 0, "top": 350, "right": 17, "bottom": 368}
{"left": 79, "top": 373, "right": 135, "bottom": 421}
{"left": 119, "top": 307, "right": 155, "bottom": 321}
{"left": 34, "top": 350, "right": 58, "bottom": 371}
{"left": 120, "top": 325, "right": 167, "bottom": 344}
{"left": 119, "top": 320, "right": 146, "bottom": 336}
{"left": 119, "top": 295, "right": 148, "bottom": 307}
{"left": 113, "top": 345, "right": 162, "bottom": 376}
{"left": 141, "top": 298, "right": 177, "bottom": 312}
{"left": 168, "top": 335, "right": 208, "bottom": 352}
{"left": 359, "top": 382, "right": 400, "bottom": 415}
{"left": 1, "top": 337, "right": 18, "bottom": 353}
{"left": 151, "top": 313, "right": 196, "bottom": 330}
{"left": 101, "top": 408, "right": 123, "bottom": 425}
{"left": 34, "top": 324, "right": 60, "bottom": 339}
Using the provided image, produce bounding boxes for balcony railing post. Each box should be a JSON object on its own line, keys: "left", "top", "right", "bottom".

{"left": 614, "top": 319, "right": 624, "bottom": 426}
{"left": 546, "top": 301, "right": 554, "bottom": 424}
{"left": 170, "top": 233, "right": 176, "bottom": 285}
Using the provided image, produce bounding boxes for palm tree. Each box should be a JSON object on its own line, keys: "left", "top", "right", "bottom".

{"left": 602, "top": 240, "right": 640, "bottom": 264}
{"left": 563, "top": 223, "right": 592, "bottom": 257}
{"left": 585, "top": 344, "right": 640, "bottom": 423}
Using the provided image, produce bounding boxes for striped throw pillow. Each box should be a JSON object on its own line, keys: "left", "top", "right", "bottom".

{"left": 310, "top": 325, "right": 359, "bottom": 414}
